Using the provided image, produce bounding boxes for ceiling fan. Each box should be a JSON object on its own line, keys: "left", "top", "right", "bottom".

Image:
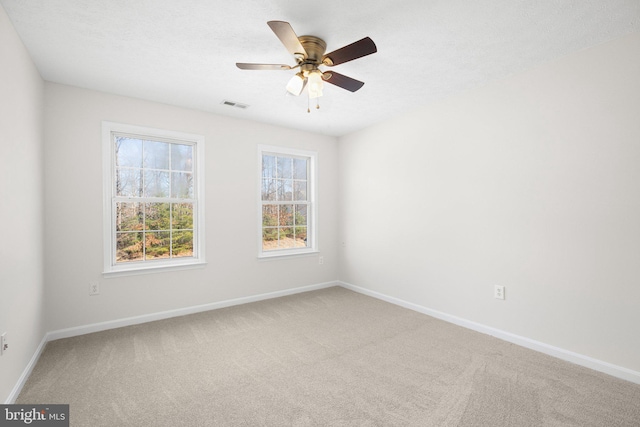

{"left": 236, "top": 21, "right": 377, "bottom": 104}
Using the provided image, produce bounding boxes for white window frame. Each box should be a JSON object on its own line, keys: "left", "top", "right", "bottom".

{"left": 102, "top": 121, "right": 206, "bottom": 276}
{"left": 258, "top": 145, "right": 318, "bottom": 258}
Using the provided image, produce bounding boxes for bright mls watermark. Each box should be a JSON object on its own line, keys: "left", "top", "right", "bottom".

{"left": 0, "top": 405, "right": 68, "bottom": 426}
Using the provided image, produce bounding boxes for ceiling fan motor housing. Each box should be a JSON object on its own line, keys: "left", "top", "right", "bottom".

{"left": 298, "top": 36, "right": 327, "bottom": 64}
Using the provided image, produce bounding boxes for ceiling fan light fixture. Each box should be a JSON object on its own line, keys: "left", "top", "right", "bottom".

{"left": 237, "top": 21, "right": 377, "bottom": 106}
{"left": 286, "top": 72, "right": 305, "bottom": 96}
{"left": 307, "top": 69, "right": 324, "bottom": 99}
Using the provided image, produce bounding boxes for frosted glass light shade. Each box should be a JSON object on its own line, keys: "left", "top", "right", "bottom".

{"left": 286, "top": 73, "right": 305, "bottom": 96}
{"left": 307, "top": 70, "right": 323, "bottom": 99}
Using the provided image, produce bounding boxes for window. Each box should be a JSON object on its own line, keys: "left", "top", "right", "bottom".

{"left": 259, "top": 145, "right": 317, "bottom": 257}
{"left": 103, "top": 122, "right": 205, "bottom": 275}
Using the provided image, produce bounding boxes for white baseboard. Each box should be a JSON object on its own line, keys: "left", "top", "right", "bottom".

{"left": 7, "top": 281, "right": 337, "bottom": 403}
{"left": 5, "top": 335, "right": 48, "bottom": 404}
{"left": 338, "top": 281, "right": 640, "bottom": 385}
{"left": 48, "top": 281, "right": 337, "bottom": 341}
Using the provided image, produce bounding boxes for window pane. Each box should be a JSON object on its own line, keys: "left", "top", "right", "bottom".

{"left": 116, "top": 168, "right": 142, "bottom": 197}
{"left": 116, "top": 202, "right": 143, "bottom": 231}
{"left": 277, "top": 157, "right": 292, "bottom": 179}
{"left": 278, "top": 228, "right": 295, "bottom": 248}
{"left": 277, "top": 179, "right": 293, "bottom": 201}
{"left": 262, "top": 155, "right": 276, "bottom": 178}
{"left": 279, "top": 205, "right": 293, "bottom": 226}
{"left": 294, "top": 226, "right": 308, "bottom": 247}
{"left": 293, "top": 158, "right": 307, "bottom": 180}
{"left": 262, "top": 204, "right": 278, "bottom": 251}
{"left": 172, "top": 231, "right": 193, "bottom": 258}
{"left": 145, "top": 231, "right": 170, "bottom": 259}
{"left": 145, "top": 203, "right": 170, "bottom": 230}
{"left": 262, "top": 205, "right": 278, "bottom": 227}
{"left": 143, "top": 140, "right": 170, "bottom": 169}
{"left": 171, "top": 144, "right": 193, "bottom": 171}
{"left": 171, "top": 172, "right": 193, "bottom": 198}
{"left": 172, "top": 203, "right": 193, "bottom": 229}
{"left": 262, "top": 228, "right": 278, "bottom": 250}
{"left": 294, "top": 205, "right": 307, "bottom": 226}
{"left": 144, "top": 170, "right": 170, "bottom": 197}
{"left": 261, "top": 178, "right": 276, "bottom": 201}
{"left": 116, "top": 232, "right": 143, "bottom": 262}
{"left": 294, "top": 205, "right": 308, "bottom": 247}
{"left": 293, "top": 181, "right": 307, "bottom": 201}
{"left": 115, "top": 137, "right": 142, "bottom": 168}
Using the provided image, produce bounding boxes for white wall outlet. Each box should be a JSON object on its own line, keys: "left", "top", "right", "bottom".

{"left": 494, "top": 285, "right": 505, "bottom": 300}
{"left": 318, "top": 256, "right": 324, "bottom": 265}
{"left": 89, "top": 281, "right": 100, "bottom": 296}
{"left": 1, "top": 332, "right": 7, "bottom": 356}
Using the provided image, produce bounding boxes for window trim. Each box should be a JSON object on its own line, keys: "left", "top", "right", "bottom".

{"left": 258, "top": 145, "right": 318, "bottom": 258}
{"left": 102, "top": 121, "right": 206, "bottom": 276}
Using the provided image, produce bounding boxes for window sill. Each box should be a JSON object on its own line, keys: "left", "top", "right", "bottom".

{"left": 258, "top": 249, "right": 319, "bottom": 261}
{"left": 103, "top": 260, "right": 207, "bottom": 278}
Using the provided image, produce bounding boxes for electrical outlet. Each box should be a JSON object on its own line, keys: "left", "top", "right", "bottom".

{"left": 89, "top": 281, "right": 100, "bottom": 296}
{"left": 1, "top": 332, "right": 7, "bottom": 356}
{"left": 318, "top": 256, "right": 324, "bottom": 265}
{"left": 494, "top": 285, "right": 505, "bottom": 300}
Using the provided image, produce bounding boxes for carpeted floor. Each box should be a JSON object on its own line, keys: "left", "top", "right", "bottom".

{"left": 17, "top": 287, "right": 640, "bottom": 426}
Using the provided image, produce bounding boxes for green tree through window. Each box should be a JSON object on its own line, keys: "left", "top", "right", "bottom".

{"left": 114, "top": 135, "right": 195, "bottom": 262}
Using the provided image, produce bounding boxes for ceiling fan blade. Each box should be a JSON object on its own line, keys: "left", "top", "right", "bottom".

{"left": 322, "top": 37, "right": 377, "bottom": 66}
{"left": 322, "top": 71, "right": 365, "bottom": 92}
{"left": 236, "top": 63, "right": 292, "bottom": 70}
{"left": 267, "top": 21, "right": 307, "bottom": 57}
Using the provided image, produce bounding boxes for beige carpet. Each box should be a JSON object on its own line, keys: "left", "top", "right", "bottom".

{"left": 17, "top": 287, "right": 640, "bottom": 426}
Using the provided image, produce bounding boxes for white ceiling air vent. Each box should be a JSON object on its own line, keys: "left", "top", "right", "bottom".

{"left": 221, "top": 100, "right": 249, "bottom": 109}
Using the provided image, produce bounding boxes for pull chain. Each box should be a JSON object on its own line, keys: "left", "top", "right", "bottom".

{"left": 306, "top": 94, "right": 320, "bottom": 113}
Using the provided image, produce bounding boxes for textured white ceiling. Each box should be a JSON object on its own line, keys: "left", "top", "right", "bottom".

{"left": 2, "top": 0, "right": 638, "bottom": 136}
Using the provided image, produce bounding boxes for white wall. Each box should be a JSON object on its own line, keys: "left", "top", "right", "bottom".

{"left": 43, "top": 83, "right": 338, "bottom": 331}
{"left": 0, "top": 6, "right": 45, "bottom": 401}
{"left": 338, "top": 32, "right": 640, "bottom": 372}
